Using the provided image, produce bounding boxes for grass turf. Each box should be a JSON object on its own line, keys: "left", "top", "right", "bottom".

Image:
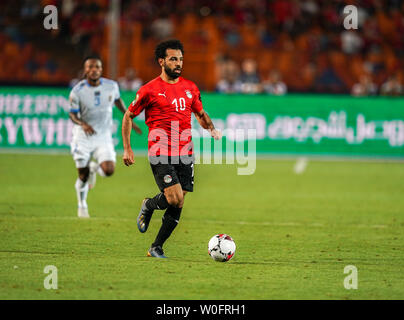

{"left": 0, "top": 153, "right": 403, "bottom": 299}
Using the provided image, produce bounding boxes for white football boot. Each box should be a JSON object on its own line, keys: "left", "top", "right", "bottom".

{"left": 78, "top": 206, "right": 90, "bottom": 218}
{"left": 88, "top": 161, "right": 98, "bottom": 189}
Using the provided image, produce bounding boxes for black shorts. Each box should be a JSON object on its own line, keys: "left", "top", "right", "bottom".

{"left": 149, "top": 156, "right": 195, "bottom": 192}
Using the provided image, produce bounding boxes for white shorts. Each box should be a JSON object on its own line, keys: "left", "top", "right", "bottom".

{"left": 70, "top": 136, "right": 116, "bottom": 169}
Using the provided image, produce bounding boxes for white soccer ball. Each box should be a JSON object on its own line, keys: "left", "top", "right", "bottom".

{"left": 208, "top": 234, "right": 236, "bottom": 262}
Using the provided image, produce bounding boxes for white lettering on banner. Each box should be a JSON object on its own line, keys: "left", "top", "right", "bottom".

{"left": 0, "top": 95, "right": 21, "bottom": 114}
{"left": 35, "top": 96, "right": 48, "bottom": 114}
{"left": 383, "top": 121, "right": 404, "bottom": 147}
{"left": 48, "top": 96, "right": 58, "bottom": 115}
{"left": 1, "top": 117, "right": 74, "bottom": 146}
{"left": 268, "top": 111, "right": 353, "bottom": 142}
{"left": 4, "top": 117, "right": 21, "bottom": 144}
{"left": 0, "top": 94, "right": 70, "bottom": 115}
{"left": 45, "top": 119, "right": 73, "bottom": 145}
{"left": 22, "top": 118, "right": 44, "bottom": 145}
{"left": 265, "top": 111, "right": 404, "bottom": 147}
{"left": 22, "top": 95, "right": 34, "bottom": 114}
{"left": 59, "top": 96, "right": 71, "bottom": 113}
{"left": 1, "top": 95, "right": 403, "bottom": 149}
{"left": 226, "top": 113, "right": 266, "bottom": 141}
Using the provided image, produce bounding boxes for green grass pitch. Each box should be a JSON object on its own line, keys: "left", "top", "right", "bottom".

{"left": 0, "top": 153, "right": 403, "bottom": 299}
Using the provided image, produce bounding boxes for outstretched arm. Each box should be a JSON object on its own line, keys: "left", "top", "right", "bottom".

{"left": 194, "top": 109, "right": 221, "bottom": 140}
{"left": 115, "top": 98, "right": 142, "bottom": 135}
{"left": 122, "top": 110, "right": 136, "bottom": 166}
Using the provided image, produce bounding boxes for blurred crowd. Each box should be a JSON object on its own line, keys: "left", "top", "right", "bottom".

{"left": 0, "top": 31, "right": 69, "bottom": 84}
{"left": 215, "top": 55, "right": 403, "bottom": 96}
{"left": 0, "top": 0, "right": 70, "bottom": 84}
{"left": 210, "top": 0, "right": 404, "bottom": 96}
{"left": 216, "top": 57, "right": 288, "bottom": 95}
{"left": 0, "top": 0, "right": 403, "bottom": 95}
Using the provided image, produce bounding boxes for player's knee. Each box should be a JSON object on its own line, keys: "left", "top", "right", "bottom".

{"left": 100, "top": 162, "right": 115, "bottom": 177}
{"left": 79, "top": 175, "right": 89, "bottom": 182}
{"left": 165, "top": 192, "right": 182, "bottom": 208}
{"left": 164, "top": 192, "right": 174, "bottom": 205}
{"left": 165, "top": 194, "right": 178, "bottom": 207}
{"left": 103, "top": 168, "right": 114, "bottom": 177}
{"left": 78, "top": 167, "right": 89, "bottom": 182}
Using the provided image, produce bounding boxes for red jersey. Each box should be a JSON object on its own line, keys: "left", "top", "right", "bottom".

{"left": 128, "top": 76, "right": 203, "bottom": 157}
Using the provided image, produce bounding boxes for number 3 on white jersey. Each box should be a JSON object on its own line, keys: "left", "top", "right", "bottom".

{"left": 172, "top": 98, "right": 186, "bottom": 111}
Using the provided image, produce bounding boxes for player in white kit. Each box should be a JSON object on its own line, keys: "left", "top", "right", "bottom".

{"left": 69, "top": 56, "right": 142, "bottom": 218}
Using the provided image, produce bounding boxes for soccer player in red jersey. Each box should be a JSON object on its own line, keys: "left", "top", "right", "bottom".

{"left": 122, "top": 40, "right": 221, "bottom": 258}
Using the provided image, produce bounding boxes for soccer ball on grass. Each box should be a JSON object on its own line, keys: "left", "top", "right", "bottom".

{"left": 208, "top": 234, "right": 236, "bottom": 262}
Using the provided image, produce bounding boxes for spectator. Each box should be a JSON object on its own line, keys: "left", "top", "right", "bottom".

{"left": 263, "top": 70, "right": 287, "bottom": 95}
{"left": 341, "top": 30, "right": 363, "bottom": 55}
{"left": 20, "top": 0, "right": 40, "bottom": 18}
{"left": 216, "top": 58, "right": 242, "bottom": 94}
{"left": 238, "top": 58, "right": 261, "bottom": 94}
{"left": 218, "top": 18, "right": 241, "bottom": 47}
{"left": 118, "top": 68, "right": 143, "bottom": 92}
{"left": 150, "top": 12, "right": 174, "bottom": 40}
{"left": 315, "top": 65, "right": 346, "bottom": 93}
{"left": 61, "top": 0, "right": 75, "bottom": 18}
{"left": 70, "top": 3, "right": 103, "bottom": 56}
{"left": 380, "top": 74, "right": 403, "bottom": 96}
{"left": 300, "top": 0, "right": 319, "bottom": 17}
{"left": 1, "top": 0, "right": 404, "bottom": 92}
{"left": 351, "top": 74, "right": 378, "bottom": 96}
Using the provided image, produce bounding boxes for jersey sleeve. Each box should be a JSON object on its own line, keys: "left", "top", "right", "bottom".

{"left": 191, "top": 84, "right": 203, "bottom": 113}
{"left": 69, "top": 89, "right": 80, "bottom": 113}
{"left": 113, "top": 81, "right": 121, "bottom": 100}
{"left": 128, "top": 86, "right": 149, "bottom": 117}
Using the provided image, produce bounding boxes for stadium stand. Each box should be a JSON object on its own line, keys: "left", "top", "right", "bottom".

{"left": 0, "top": 0, "right": 403, "bottom": 94}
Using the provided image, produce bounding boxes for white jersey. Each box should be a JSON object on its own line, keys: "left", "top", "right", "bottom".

{"left": 69, "top": 77, "right": 120, "bottom": 140}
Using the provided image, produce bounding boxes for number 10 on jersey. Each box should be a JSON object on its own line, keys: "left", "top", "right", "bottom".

{"left": 172, "top": 98, "right": 186, "bottom": 111}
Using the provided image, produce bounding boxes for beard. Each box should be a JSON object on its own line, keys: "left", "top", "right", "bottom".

{"left": 164, "top": 64, "right": 181, "bottom": 79}
{"left": 86, "top": 72, "right": 101, "bottom": 83}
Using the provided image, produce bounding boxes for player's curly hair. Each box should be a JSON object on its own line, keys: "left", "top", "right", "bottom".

{"left": 154, "top": 39, "right": 184, "bottom": 63}
{"left": 83, "top": 55, "right": 102, "bottom": 65}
